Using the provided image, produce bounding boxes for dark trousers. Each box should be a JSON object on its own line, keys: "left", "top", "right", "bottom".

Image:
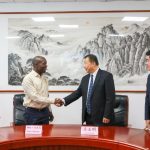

{"left": 24, "top": 107, "right": 50, "bottom": 125}
{"left": 85, "top": 112, "right": 94, "bottom": 125}
{"left": 85, "top": 111, "right": 114, "bottom": 126}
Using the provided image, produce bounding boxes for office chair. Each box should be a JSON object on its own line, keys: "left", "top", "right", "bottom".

{"left": 114, "top": 95, "right": 129, "bottom": 126}
{"left": 13, "top": 94, "right": 26, "bottom": 125}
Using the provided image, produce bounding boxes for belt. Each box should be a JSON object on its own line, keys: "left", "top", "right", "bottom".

{"left": 26, "top": 107, "right": 48, "bottom": 112}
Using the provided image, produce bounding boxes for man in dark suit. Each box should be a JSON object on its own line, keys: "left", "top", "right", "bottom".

{"left": 145, "top": 50, "right": 150, "bottom": 130}
{"left": 58, "top": 54, "right": 115, "bottom": 126}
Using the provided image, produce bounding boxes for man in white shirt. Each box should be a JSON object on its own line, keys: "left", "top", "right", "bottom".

{"left": 22, "top": 56, "right": 60, "bottom": 125}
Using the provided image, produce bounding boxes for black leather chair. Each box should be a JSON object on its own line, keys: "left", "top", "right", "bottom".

{"left": 114, "top": 95, "right": 128, "bottom": 126}
{"left": 13, "top": 94, "right": 26, "bottom": 125}
{"left": 13, "top": 94, "right": 128, "bottom": 126}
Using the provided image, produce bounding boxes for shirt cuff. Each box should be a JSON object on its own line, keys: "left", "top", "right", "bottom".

{"left": 62, "top": 99, "right": 65, "bottom": 105}
{"left": 49, "top": 98, "right": 55, "bottom": 104}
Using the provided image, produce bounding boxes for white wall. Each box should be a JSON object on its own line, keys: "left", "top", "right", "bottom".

{"left": 0, "top": 92, "right": 146, "bottom": 129}
{"left": 0, "top": 1, "right": 149, "bottom": 128}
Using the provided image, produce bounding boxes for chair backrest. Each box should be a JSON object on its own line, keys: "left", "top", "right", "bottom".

{"left": 13, "top": 94, "right": 26, "bottom": 125}
{"left": 13, "top": 94, "right": 128, "bottom": 126}
{"left": 114, "top": 95, "right": 129, "bottom": 126}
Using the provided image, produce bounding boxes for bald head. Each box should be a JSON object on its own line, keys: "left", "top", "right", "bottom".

{"left": 32, "top": 56, "right": 47, "bottom": 75}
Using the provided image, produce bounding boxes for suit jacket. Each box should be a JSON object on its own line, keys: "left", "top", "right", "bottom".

{"left": 145, "top": 74, "right": 150, "bottom": 120}
{"left": 64, "top": 69, "right": 115, "bottom": 126}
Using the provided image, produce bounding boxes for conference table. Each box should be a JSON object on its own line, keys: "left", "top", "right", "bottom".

{"left": 0, "top": 124, "right": 150, "bottom": 150}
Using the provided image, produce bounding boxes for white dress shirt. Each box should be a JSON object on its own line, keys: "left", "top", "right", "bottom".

{"left": 22, "top": 70, "right": 54, "bottom": 109}
{"left": 87, "top": 68, "right": 99, "bottom": 92}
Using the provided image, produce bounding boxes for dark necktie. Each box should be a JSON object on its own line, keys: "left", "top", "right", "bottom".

{"left": 86, "top": 74, "right": 93, "bottom": 114}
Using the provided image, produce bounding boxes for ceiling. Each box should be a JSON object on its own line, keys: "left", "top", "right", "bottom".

{"left": 0, "top": 0, "right": 148, "bottom": 3}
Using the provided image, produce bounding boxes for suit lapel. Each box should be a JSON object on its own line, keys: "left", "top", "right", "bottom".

{"left": 147, "top": 74, "right": 150, "bottom": 94}
{"left": 85, "top": 69, "right": 102, "bottom": 98}
{"left": 91, "top": 69, "right": 102, "bottom": 96}
{"left": 85, "top": 74, "right": 90, "bottom": 98}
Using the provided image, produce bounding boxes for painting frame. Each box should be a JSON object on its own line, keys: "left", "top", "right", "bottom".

{"left": 1, "top": 10, "right": 150, "bottom": 93}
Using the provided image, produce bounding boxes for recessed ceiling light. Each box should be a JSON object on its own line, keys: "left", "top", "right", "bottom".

{"left": 59, "top": 24, "right": 79, "bottom": 29}
{"left": 6, "top": 36, "right": 21, "bottom": 39}
{"left": 108, "top": 34, "right": 125, "bottom": 37}
{"left": 122, "top": 17, "right": 148, "bottom": 22}
{"left": 49, "top": 34, "right": 64, "bottom": 38}
{"left": 32, "top": 17, "right": 55, "bottom": 22}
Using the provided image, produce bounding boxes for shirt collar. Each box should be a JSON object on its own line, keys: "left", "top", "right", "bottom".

{"left": 31, "top": 70, "right": 41, "bottom": 77}
{"left": 91, "top": 67, "right": 99, "bottom": 77}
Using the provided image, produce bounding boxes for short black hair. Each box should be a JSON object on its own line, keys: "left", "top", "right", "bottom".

{"left": 84, "top": 54, "right": 99, "bottom": 65}
{"left": 32, "top": 56, "right": 46, "bottom": 67}
{"left": 146, "top": 50, "right": 150, "bottom": 56}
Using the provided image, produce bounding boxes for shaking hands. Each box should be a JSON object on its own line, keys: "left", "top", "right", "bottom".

{"left": 54, "top": 98, "right": 64, "bottom": 107}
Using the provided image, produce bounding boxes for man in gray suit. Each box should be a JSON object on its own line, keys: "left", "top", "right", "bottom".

{"left": 58, "top": 54, "right": 115, "bottom": 126}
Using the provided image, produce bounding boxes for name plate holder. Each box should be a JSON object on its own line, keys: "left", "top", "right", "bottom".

{"left": 25, "top": 125, "right": 43, "bottom": 135}
{"left": 81, "top": 126, "right": 99, "bottom": 136}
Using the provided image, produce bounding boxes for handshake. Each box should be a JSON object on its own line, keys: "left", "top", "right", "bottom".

{"left": 54, "top": 98, "right": 64, "bottom": 107}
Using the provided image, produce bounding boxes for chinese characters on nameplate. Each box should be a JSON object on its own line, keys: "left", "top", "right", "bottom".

{"left": 25, "top": 125, "right": 42, "bottom": 135}
{"left": 81, "top": 126, "right": 98, "bottom": 135}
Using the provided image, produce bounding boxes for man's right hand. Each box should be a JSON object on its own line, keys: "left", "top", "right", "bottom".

{"left": 54, "top": 98, "right": 64, "bottom": 107}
